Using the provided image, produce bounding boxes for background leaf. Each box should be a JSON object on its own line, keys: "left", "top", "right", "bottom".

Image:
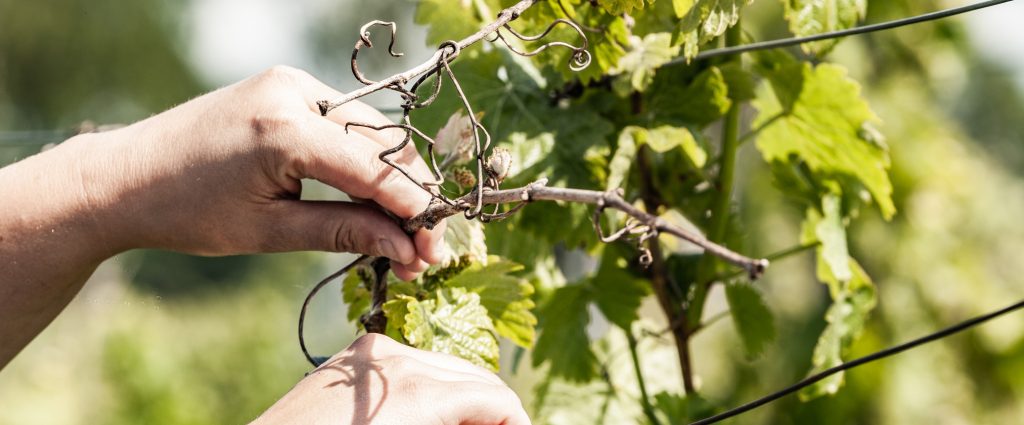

{"left": 725, "top": 281, "right": 777, "bottom": 360}
{"left": 753, "top": 62, "right": 896, "bottom": 219}
{"left": 532, "top": 284, "right": 600, "bottom": 382}
{"left": 783, "top": 0, "right": 867, "bottom": 56}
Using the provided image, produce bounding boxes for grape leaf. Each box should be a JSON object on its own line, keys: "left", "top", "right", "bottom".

{"left": 612, "top": 33, "right": 681, "bottom": 95}
{"left": 808, "top": 192, "right": 853, "bottom": 283}
{"left": 414, "top": 0, "right": 482, "bottom": 46}
{"left": 649, "top": 65, "right": 732, "bottom": 127}
{"left": 342, "top": 270, "right": 371, "bottom": 323}
{"left": 753, "top": 62, "right": 896, "bottom": 219}
{"left": 718, "top": 61, "right": 756, "bottom": 102}
{"left": 799, "top": 255, "right": 877, "bottom": 400}
{"left": 590, "top": 247, "right": 651, "bottom": 330}
{"left": 443, "top": 256, "right": 537, "bottom": 348}
{"left": 382, "top": 295, "right": 415, "bottom": 342}
{"left": 598, "top": 0, "right": 649, "bottom": 14}
{"left": 725, "top": 281, "right": 776, "bottom": 360}
{"left": 650, "top": 392, "right": 714, "bottom": 424}
{"left": 608, "top": 125, "right": 704, "bottom": 191}
{"left": 402, "top": 288, "right": 501, "bottom": 371}
{"left": 438, "top": 214, "right": 489, "bottom": 268}
{"left": 677, "top": 0, "right": 754, "bottom": 60}
{"left": 434, "top": 110, "right": 476, "bottom": 165}
{"left": 783, "top": 0, "right": 867, "bottom": 56}
{"left": 532, "top": 284, "right": 600, "bottom": 382}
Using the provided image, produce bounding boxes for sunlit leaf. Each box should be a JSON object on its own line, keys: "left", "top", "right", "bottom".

{"left": 613, "top": 33, "right": 680, "bottom": 95}
{"left": 341, "top": 270, "right": 371, "bottom": 323}
{"left": 402, "top": 288, "right": 501, "bottom": 371}
{"left": 677, "top": 0, "right": 754, "bottom": 60}
{"left": 444, "top": 257, "right": 537, "bottom": 348}
{"left": 437, "top": 214, "right": 489, "bottom": 268}
{"left": 799, "top": 256, "right": 877, "bottom": 399}
{"left": 783, "top": 0, "right": 867, "bottom": 56}
{"left": 753, "top": 61, "right": 896, "bottom": 219}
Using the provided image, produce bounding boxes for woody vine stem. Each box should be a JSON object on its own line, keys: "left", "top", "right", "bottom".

{"left": 298, "top": 0, "right": 767, "bottom": 370}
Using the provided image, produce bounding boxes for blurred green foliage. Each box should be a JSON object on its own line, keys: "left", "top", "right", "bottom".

{"left": 2, "top": 0, "right": 1024, "bottom": 424}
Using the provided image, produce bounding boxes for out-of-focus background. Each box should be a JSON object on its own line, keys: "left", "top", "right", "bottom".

{"left": 2, "top": 0, "right": 1024, "bottom": 423}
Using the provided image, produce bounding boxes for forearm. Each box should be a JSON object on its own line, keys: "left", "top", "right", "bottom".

{"left": 0, "top": 133, "right": 127, "bottom": 367}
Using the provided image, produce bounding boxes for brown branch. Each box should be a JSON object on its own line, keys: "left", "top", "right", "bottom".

{"left": 402, "top": 183, "right": 769, "bottom": 279}
{"left": 317, "top": 0, "right": 540, "bottom": 115}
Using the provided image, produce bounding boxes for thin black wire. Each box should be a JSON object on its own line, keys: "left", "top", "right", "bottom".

{"left": 689, "top": 297, "right": 1024, "bottom": 425}
{"left": 674, "top": 0, "right": 1017, "bottom": 64}
{"left": 298, "top": 255, "right": 370, "bottom": 367}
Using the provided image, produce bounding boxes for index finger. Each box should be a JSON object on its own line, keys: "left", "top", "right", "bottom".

{"left": 296, "top": 76, "right": 448, "bottom": 265}
{"left": 296, "top": 116, "right": 447, "bottom": 265}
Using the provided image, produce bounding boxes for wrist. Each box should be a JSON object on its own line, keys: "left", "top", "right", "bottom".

{"left": 48, "top": 129, "right": 142, "bottom": 257}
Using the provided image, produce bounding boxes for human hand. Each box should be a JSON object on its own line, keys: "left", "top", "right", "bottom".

{"left": 255, "top": 334, "right": 530, "bottom": 424}
{"left": 78, "top": 66, "right": 444, "bottom": 279}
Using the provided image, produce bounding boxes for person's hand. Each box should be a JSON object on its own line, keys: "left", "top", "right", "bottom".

{"left": 255, "top": 334, "right": 531, "bottom": 424}
{"left": 75, "top": 65, "right": 444, "bottom": 279}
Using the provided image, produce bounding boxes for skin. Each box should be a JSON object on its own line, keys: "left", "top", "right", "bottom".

{"left": 0, "top": 66, "right": 529, "bottom": 424}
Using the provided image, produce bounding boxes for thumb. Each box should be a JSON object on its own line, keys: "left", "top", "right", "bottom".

{"left": 265, "top": 200, "right": 417, "bottom": 264}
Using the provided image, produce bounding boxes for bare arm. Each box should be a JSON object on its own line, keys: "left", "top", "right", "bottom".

{"left": 0, "top": 65, "right": 448, "bottom": 368}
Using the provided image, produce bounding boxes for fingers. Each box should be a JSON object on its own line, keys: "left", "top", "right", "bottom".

{"left": 263, "top": 200, "right": 417, "bottom": 265}
{"left": 347, "top": 334, "right": 503, "bottom": 386}
{"left": 296, "top": 75, "right": 428, "bottom": 174}
{"left": 391, "top": 259, "right": 428, "bottom": 282}
{"left": 298, "top": 116, "right": 448, "bottom": 265}
{"left": 298, "top": 117, "right": 432, "bottom": 219}
{"left": 442, "top": 382, "right": 532, "bottom": 425}
{"left": 292, "top": 73, "right": 449, "bottom": 265}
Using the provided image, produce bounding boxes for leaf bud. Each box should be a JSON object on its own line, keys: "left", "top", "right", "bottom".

{"left": 485, "top": 147, "right": 512, "bottom": 184}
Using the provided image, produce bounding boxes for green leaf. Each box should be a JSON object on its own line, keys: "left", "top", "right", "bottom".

{"left": 725, "top": 281, "right": 776, "bottom": 360}
{"left": 402, "top": 288, "right": 501, "bottom": 371}
{"left": 607, "top": 127, "right": 641, "bottom": 191}
{"left": 672, "top": 0, "right": 694, "bottom": 18}
{"left": 718, "top": 62, "right": 756, "bottom": 102}
{"left": 444, "top": 257, "right": 537, "bottom": 348}
{"left": 799, "top": 256, "right": 877, "bottom": 399}
{"left": 599, "top": 0, "right": 650, "bottom": 14}
{"left": 649, "top": 66, "right": 732, "bottom": 127}
{"left": 753, "top": 62, "right": 896, "bottom": 219}
{"left": 783, "top": 0, "right": 867, "bottom": 56}
{"left": 613, "top": 33, "right": 681, "bottom": 95}
{"left": 677, "top": 0, "right": 754, "bottom": 60}
{"left": 532, "top": 284, "right": 600, "bottom": 382}
{"left": 650, "top": 391, "right": 716, "bottom": 424}
{"left": 342, "top": 270, "right": 371, "bottom": 323}
{"left": 810, "top": 192, "right": 853, "bottom": 282}
{"left": 590, "top": 247, "right": 651, "bottom": 330}
{"left": 437, "top": 214, "right": 488, "bottom": 268}
{"left": 414, "top": 0, "right": 482, "bottom": 46}
{"left": 382, "top": 295, "right": 415, "bottom": 342}
{"left": 608, "top": 125, "right": 705, "bottom": 191}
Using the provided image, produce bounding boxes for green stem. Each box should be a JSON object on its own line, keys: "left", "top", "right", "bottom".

{"left": 692, "top": 22, "right": 745, "bottom": 325}
{"left": 628, "top": 329, "right": 662, "bottom": 425}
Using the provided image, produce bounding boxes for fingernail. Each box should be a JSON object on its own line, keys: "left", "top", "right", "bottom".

{"left": 378, "top": 239, "right": 399, "bottom": 260}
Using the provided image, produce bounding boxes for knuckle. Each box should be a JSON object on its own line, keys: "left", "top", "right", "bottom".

{"left": 249, "top": 111, "right": 299, "bottom": 138}
{"left": 331, "top": 221, "right": 359, "bottom": 253}
{"left": 262, "top": 65, "right": 308, "bottom": 84}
